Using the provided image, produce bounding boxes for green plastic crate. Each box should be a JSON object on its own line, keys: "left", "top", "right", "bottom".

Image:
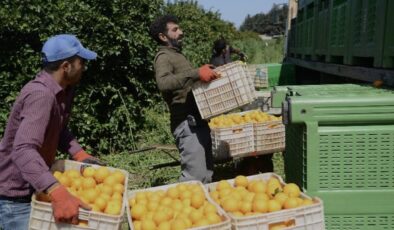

{"left": 315, "top": 0, "right": 330, "bottom": 57}
{"left": 283, "top": 94, "right": 394, "bottom": 229}
{"left": 328, "top": 0, "right": 351, "bottom": 61}
{"left": 347, "top": 0, "right": 386, "bottom": 67}
{"left": 383, "top": 0, "right": 394, "bottom": 68}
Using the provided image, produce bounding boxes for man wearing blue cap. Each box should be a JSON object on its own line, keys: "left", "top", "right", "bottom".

{"left": 0, "top": 34, "right": 102, "bottom": 229}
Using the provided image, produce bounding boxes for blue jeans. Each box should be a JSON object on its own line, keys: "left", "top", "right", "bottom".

{"left": 0, "top": 198, "right": 31, "bottom": 230}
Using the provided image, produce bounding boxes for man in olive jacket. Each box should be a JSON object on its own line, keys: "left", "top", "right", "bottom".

{"left": 149, "top": 15, "right": 219, "bottom": 183}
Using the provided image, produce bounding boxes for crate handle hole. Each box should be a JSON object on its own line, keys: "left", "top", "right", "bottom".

{"left": 268, "top": 219, "right": 295, "bottom": 229}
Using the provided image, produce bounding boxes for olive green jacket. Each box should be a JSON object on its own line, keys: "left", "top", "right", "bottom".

{"left": 153, "top": 46, "right": 202, "bottom": 131}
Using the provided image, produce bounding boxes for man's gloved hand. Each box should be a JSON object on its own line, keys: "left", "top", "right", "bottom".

{"left": 73, "top": 150, "right": 105, "bottom": 166}
{"left": 49, "top": 184, "right": 91, "bottom": 224}
{"left": 199, "top": 64, "right": 220, "bottom": 82}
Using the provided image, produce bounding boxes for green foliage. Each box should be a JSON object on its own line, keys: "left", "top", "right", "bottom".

{"left": 240, "top": 4, "right": 288, "bottom": 36}
{"left": 0, "top": 0, "right": 239, "bottom": 155}
{"left": 233, "top": 32, "right": 285, "bottom": 64}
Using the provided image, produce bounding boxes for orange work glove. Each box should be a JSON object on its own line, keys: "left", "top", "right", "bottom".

{"left": 199, "top": 64, "right": 220, "bottom": 82}
{"left": 49, "top": 184, "right": 91, "bottom": 224}
{"left": 73, "top": 150, "right": 105, "bottom": 165}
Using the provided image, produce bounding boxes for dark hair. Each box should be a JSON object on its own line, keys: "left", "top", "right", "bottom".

{"left": 212, "top": 38, "right": 227, "bottom": 57}
{"left": 149, "top": 15, "right": 179, "bottom": 45}
{"left": 43, "top": 55, "right": 78, "bottom": 72}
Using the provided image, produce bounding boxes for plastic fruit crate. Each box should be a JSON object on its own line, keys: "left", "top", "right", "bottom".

{"left": 254, "top": 120, "right": 285, "bottom": 155}
{"left": 126, "top": 181, "right": 231, "bottom": 230}
{"left": 205, "top": 173, "right": 326, "bottom": 230}
{"left": 211, "top": 123, "right": 255, "bottom": 160}
{"left": 192, "top": 61, "right": 256, "bottom": 119}
{"left": 28, "top": 160, "right": 129, "bottom": 230}
{"left": 246, "top": 64, "right": 268, "bottom": 89}
{"left": 283, "top": 93, "right": 394, "bottom": 229}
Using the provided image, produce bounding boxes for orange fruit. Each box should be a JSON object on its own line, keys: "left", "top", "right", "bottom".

{"left": 166, "top": 187, "right": 179, "bottom": 199}
{"left": 283, "top": 183, "right": 301, "bottom": 198}
{"left": 216, "top": 180, "right": 232, "bottom": 191}
{"left": 206, "top": 212, "right": 222, "bottom": 224}
{"left": 93, "top": 197, "right": 107, "bottom": 211}
{"left": 153, "top": 211, "right": 168, "bottom": 226}
{"left": 373, "top": 79, "right": 384, "bottom": 88}
{"left": 157, "top": 221, "right": 171, "bottom": 230}
{"left": 64, "top": 169, "right": 80, "bottom": 179}
{"left": 267, "top": 199, "right": 282, "bottom": 212}
{"left": 252, "top": 199, "right": 268, "bottom": 213}
{"left": 111, "top": 170, "right": 125, "bottom": 184}
{"left": 58, "top": 175, "right": 71, "bottom": 187}
{"left": 104, "top": 200, "right": 122, "bottom": 215}
{"left": 131, "top": 204, "right": 147, "bottom": 220}
{"left": 191, "top": 194, "right": 205, "bottom": 209}
{"left": 133, "top": 221, "right": 142, "bottom": 230}
{"left": 94, "top": 166, "right": 110, "bottom": 183}
{"left": 82, "top": 177, "right": 96, "bottom": 189}
{"left": 283, "top": 197, "right": 299, "bottom": 209}
{"left": 234, "top": 175, "right": 249, "bottom": 187}
{"left": 103, "top": 175, "right": 118, "bottom": 187}
{"left": 82, "top": 167, "right": 96, "bottom": 178}
{"left": 141, "top": 219, "right": 156, "bottom": 230}
{"left": 113, "top": 183, "right": 124, "bottom": 194}
{"left": 221, "top": 198, "right": 238, "bottom": 212}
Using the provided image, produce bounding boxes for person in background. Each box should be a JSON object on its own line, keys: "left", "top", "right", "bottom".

{"left": 210, "top": 37, "right": 247, "bottom": 67}
{"left": 149, "top": 15, "right": 219, "bottom": 183}
{"left": 0, "top": 34, "right": 103, "bottom": 229}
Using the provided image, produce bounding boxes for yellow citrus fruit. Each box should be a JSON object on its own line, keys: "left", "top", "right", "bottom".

{"left": 206, "top": 212, "right": 222, "bottom": 224}
{"left": 141, "top": 219, "right": 156, "bottom": 230}
{"left": 221, "top": 198, "right": 238, "bottom": 212}
{"left": 274, "top": 192, "right": 289, "bottom": 206}
{"left": 82, "top": 177, "right": 96, "bottom": 189}
{"left": 268, "top": 199, "right": 282, "bottom": 212}
{"left": 171, "top": 218, "right": 187, "bottom": 230}
{"left": 93, "top": 196, "right": 107, "bottom": 211}
{"left": 100, "top": 184, "right": 113, "bottom": 196}
{"left": 250, "top": 181, "right": 266, "bottom": 193}
{"left": 113, "top": 183, "right": 124, "bottom": 194}
{"left": 234, "top": 175, "right": 248, "bottom": 187}
{"left": 64, "top": 169, "right": 80, "bottom": 179}
{"left": 111, "top": 170, "right": 125, "bottom": 184}
{"left": 231, "top": 211, "right": 244, "bottom": 217}
{"left": 111, "top": 192, "right": 123, "bottom": 201}
{"left": 53, "top": 171, "right": 62, "bottom": 180}
{"left": 283, "top": 183, "right": 301, "bottom": 198}
{"left": 160, "top": 197, "right": 172, "bottom": 206}
{"left": 133, "top": 221, "right": 142, "bottom": 230}
{"left": 58, "top": 175, "right": 71, "bottom": 187}
{"left": 194, "top": 219, "right": 210, "bottom": 227}
{"left": 179, "top": 190, "right": 192, "bottom": 200}
{"left": 188, "top": 209, "right": 203, "bottom": 224}
{"left": 203, "top": 203, "right": 217, "bottom": 214}
{"left": 70, "top": 177, "right": 83, "bottom": 190}
{"left": 166, "top": 187, "right": 179, "bottom": 199}
{"left": 301, "top": 198, "right": 314, "bottom": 206}
{"left": 252, "top": 199, "right": 268, "bottom": 213}
{"left": 239, "top": 201, "right": 252, "bottom": 214}
{"left": 82, "top": 188, "right": 99, "bottom": 203}
{"left": 94, "top": 166, "right": 110, "bottom": 183}
{"left": 131, "top": 204, "right": 147, "bottom": 220}
{"left": 216, "top": 180, "right": 232, "bottom": 191}
{"left": 82, "top": 167, "right": 96, "bottom": 178}
{"left": 254, "top": 193, "right": 269, "bottom": 201}
{"left": 157, "top": 221, "right": 171, "bottom": 230}
{"left": 104, "top": 200, "right": 122, "bottom": 215}
{"left": 191, "top": 194, "right": 205, "bottom": 209}
{"left": 153, "top": 211, "right": 168, "bottom": 226}
{"left": 283, "top": 197, "right": 299, "bottom": 209}
{"left": 103, "top": 175, "right": 118, "bottom": 187}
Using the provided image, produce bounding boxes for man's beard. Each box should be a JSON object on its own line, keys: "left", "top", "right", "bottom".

{"left": 167, "top": 37, "right": 183, "bottom": 51}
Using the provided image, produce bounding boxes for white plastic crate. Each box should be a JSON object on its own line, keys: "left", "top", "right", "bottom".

{"left": 126, "top": 181, "right": 231, "bottom": 230}
{"left": 192, "top": 61, "right": 256, "bottom": 119}
{"left": 205, "top": 173, "right": 326, "bottom": 230}
{"left": 254, "top": 121, "right": 285, "bottom": 155}
{"left": 211, "top": 123, "right": 255, "bottom": 160}
{"left": 28, "top": 160, "right": 129, "bottom": 230}
{"left": 246, "top": 64, "right": 268, "bottom": 89}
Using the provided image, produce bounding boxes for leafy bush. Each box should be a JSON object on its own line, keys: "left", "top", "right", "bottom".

{"left": 0, "top": 0, "right": 238, "bottom": 155}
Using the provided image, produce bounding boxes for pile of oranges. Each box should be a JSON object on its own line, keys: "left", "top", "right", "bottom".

{"left": 208, "top": 110, "right": 281, "bottom": 128}
{"left": 209, "top": 175, "right": 314, "bottom": 218}
{"left": 129, "top": 183, "right": 225, "bottom": 230}
{"left": 37, "top": 166, "right": 126, "bottom": 216}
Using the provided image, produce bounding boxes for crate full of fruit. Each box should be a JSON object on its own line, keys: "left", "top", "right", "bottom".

{"left": 209, "top": 110, "right": 285, "bottom": 159}
{"left": 29, "top": 160, "right": 129, "bottom": 230}
{"left": 205, "top": 173, "right": 325, "bottom": 230}
{"left": 192, "top": 61, "right": 256, "bottom": 119}
{"left": 127, "top": 181, "right": 231, "bottom": 230}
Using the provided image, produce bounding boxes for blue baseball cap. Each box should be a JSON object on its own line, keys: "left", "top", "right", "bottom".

{"left": 41, "top": 34, "right": 97, "bottom": 63}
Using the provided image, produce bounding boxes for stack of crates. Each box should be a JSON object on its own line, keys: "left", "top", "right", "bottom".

{"left": 282, "top": 85, "right": 394, "bottom": 229}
